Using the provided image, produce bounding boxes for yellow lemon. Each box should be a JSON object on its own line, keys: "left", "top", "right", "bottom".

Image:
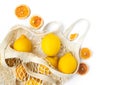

{"left": 45, "top": 56, "right": 58, "bottom": 68}
{"left": 58, "top": 53, "right": 77, "bottom": 74}
{"left": 41, "top": 33, "right": 61, "bottom": 56}
{"left": 13, "top": 35, "right": 32, "bottom": 52}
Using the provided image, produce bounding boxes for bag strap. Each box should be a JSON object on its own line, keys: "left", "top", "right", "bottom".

{"left": 64, "top": 19, "right": 90, "bottom": 43}
{"left": 42, "top": 21, "right": 64, "bottom": 33}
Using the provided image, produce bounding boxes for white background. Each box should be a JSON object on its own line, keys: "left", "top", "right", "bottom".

{"left": 0, "top": 0, "right": 120, "bottom": 85}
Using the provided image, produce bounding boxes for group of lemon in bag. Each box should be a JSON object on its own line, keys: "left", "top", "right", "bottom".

{"left": 9, "top": 4, "right": 92, "bottom": 85}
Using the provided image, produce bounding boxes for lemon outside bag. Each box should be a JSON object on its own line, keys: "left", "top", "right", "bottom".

{"left": 0, "top": 19, "right": 90, "bottom": 85}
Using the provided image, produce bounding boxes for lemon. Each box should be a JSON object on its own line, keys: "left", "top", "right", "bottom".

{"left": 58, "top": 53, "right": 77, "bottom": 74}
{"left": 45, "top": 56, "right": 58, "bottom": 68}
{"left": 13, "top": 35, "right": 32, "bottom": 52}
{"left": 41, "top": 33, "right": 61, "bottom": 56}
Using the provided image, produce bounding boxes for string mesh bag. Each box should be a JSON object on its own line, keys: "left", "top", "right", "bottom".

{"left": 0, "top": 19, "right": 90, "bottom": 85}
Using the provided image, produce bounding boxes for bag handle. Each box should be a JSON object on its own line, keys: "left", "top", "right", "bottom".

{"left": 64, "top": 19, "right": 90, "bottom": 43}
{"left": 42, "top": 21, "right": 64, "bottom": 33}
